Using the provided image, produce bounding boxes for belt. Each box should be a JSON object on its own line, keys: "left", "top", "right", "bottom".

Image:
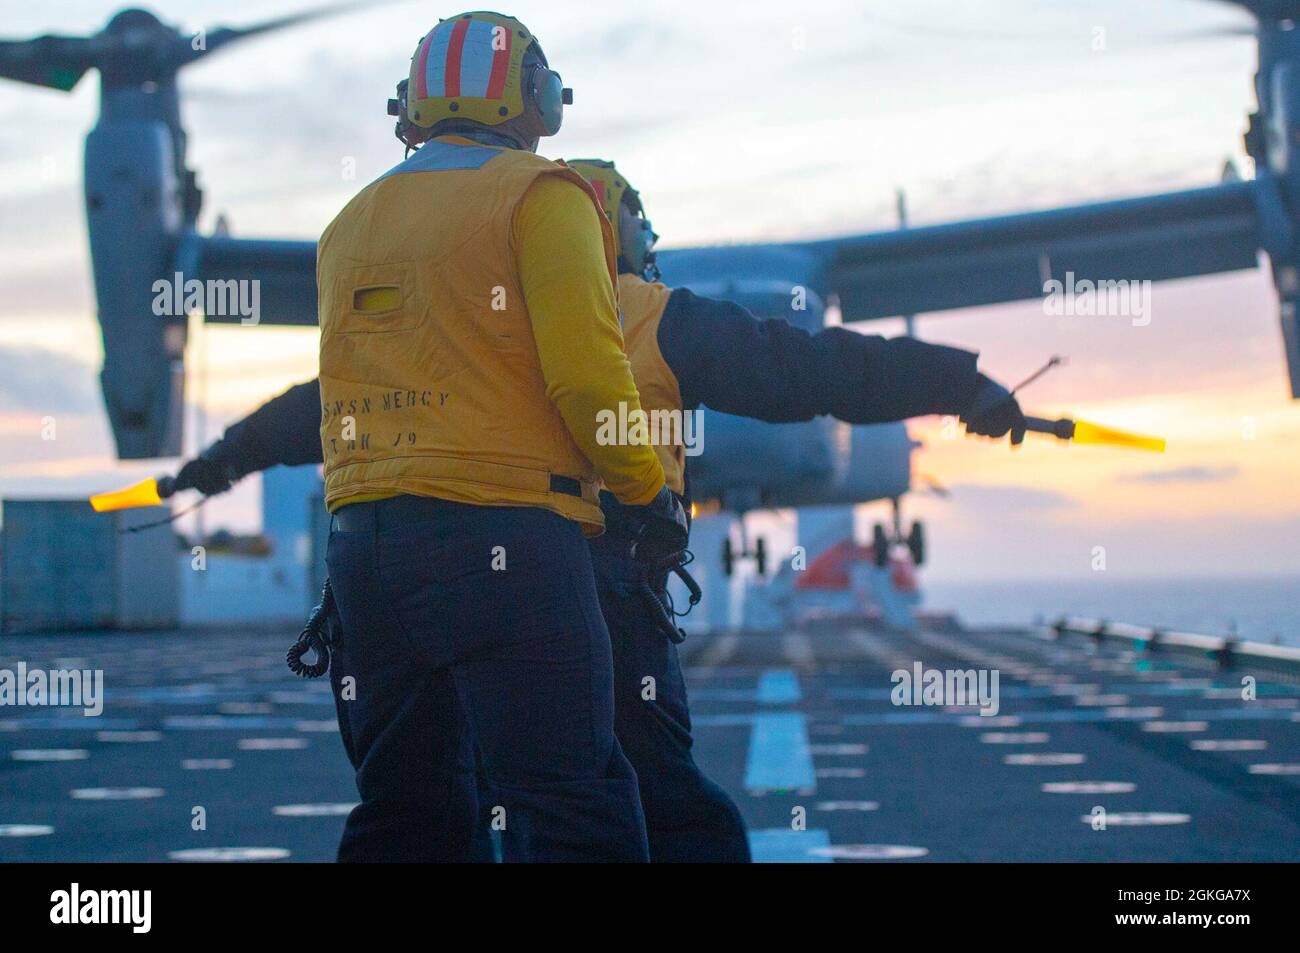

{"left": 333, "top": 477, "right": 584, "bottom": 533}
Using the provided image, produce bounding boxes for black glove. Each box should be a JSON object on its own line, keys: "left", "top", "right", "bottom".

{"left": 172, "top": 440, "right": 241, "bottom": 496}
{"left": 624, "top": 484, "right": 689, "bottom": 568}
{"left": 961, "top": 372, "right": 1027, "bottom": 445}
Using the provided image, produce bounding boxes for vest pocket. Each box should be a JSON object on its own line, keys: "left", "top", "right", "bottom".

{"left": 353, "top": 286, "right": 401, "bottom": 312}
{"left": 335, "top": 261, "right": 421, "bottom": 333}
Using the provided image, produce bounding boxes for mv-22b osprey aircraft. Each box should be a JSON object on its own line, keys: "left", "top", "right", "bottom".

{"left": 1, "top": 0, "right": 1297, "bottom": 580}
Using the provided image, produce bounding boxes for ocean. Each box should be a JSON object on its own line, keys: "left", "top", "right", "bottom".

{"left": 924, "top": 574, "right": 1300, "bottom": 648}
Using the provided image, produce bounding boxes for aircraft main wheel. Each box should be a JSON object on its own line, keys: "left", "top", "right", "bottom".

{"left": 722, "top": 537, "right": 734, "bottom": 577}
{"left": 755, "top": 536, "right": 767, "bottom": 576}
{"left": 872, "top": 523, "right": 890, "bottom": 568}
{"left": 908, "top": 521, "right": 926, "bottom": 567}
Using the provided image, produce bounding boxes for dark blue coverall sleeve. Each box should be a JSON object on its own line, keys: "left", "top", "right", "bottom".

{"left": 655, "top": 287, "right": 981, "bottom": 423}
{"left": 220, "top": 379, "right": 324, "bottom": 474}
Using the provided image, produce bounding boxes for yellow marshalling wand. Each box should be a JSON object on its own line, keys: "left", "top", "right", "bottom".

{"left": 1023, "top": 415, "right": 1166, "bottom": 453}
{"left": 89, "top": 476, "right": 177, "bottom": 513}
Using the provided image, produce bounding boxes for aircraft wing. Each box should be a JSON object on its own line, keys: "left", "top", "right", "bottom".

{"left": 815, "top": 181, "right": 1263, "bottom": 321}
{"left": 660, "top": 181, "right": 1263, "bottom": 322}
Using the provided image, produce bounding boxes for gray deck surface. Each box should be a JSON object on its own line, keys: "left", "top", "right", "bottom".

{"left": 1, "top": 622, "right": 1297, "bottom": 862}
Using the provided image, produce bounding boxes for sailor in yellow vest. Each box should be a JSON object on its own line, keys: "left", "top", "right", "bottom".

{"left": 314, "top": 12, "right": 686, "bottom": 863}
{"left": 568, "top": 159, "right": 1025, "bottom": 862}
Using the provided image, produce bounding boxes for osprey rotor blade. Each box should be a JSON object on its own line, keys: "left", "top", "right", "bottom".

{"left": 185, "top": 1, "right": 397, "bottom": 64}
{"left": 0, "top": 35, "right": 95, "bottom": 90}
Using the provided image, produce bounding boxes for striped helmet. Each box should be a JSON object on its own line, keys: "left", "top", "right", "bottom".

{"left": 405, "top": 11, "right": 543, "bottom": 132}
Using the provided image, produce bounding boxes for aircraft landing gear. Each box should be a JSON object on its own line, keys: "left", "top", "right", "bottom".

{"left": 907, "top": 520, "right": 925, "bottom": 567}
{"left": 872, "top": 522, "right": 890, "bottom": 568}
{"left": 874, "top": 497, "right": 925, "bottom": 567}
{"left": 722, "top": 530, "right": 768, "bottom": 577}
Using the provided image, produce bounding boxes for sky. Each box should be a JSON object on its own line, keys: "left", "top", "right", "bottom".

{"left": 1, "top": 0, "right": 1298, "bottom": 582}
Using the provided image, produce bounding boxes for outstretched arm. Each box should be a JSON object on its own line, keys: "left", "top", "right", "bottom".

{"left": 657, "top": 287, "right": 983, "bottom": 424}
{"left": 173, "top": 379, "right": 323, "bottom": 495}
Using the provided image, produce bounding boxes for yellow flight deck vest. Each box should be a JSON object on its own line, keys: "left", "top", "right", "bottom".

{"left": 317, "top": 136, "right": 619, "bottom": 532}
{"left": 616, "top": 274, "right": 687, "bottom": 497}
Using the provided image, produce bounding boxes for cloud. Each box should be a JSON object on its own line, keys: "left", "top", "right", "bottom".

{"left": 1116, "top": 466, "right": 1240, "bottom": 485}
{"left": 947, "top": 482, "right": 1077, "bottom": 510}
{"left": 0, "top": 344, "right": 99, "bottom": 413}
{"left": 554, "top": 18, "right": 706, "bottom": 65}
{"left": 0, "top": 259, "right": 94, "bottom": 325}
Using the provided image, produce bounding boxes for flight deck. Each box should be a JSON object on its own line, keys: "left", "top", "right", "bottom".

{"left": 1, "top": 620, "right": 1297, "bottom": 863}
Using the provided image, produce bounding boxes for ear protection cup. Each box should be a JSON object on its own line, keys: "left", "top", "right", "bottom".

{"left": 628, "top": 217, "right": 660, "bottom": 279}
{"left": 617, "top": 214, "right": 659, "bottom": 280}
{"left": 529, "top": 66, "right": 571, "bottom": 136}
{"left": 388, "top": 78, "right": 430, "bottom": 149}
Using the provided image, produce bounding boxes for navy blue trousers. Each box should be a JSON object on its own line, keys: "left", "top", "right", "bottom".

{"left": 327, "top": 497, "right": 648, "bottom": 862}
{"left": 599, "top": 586, "right": 751, "bottom": 862}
